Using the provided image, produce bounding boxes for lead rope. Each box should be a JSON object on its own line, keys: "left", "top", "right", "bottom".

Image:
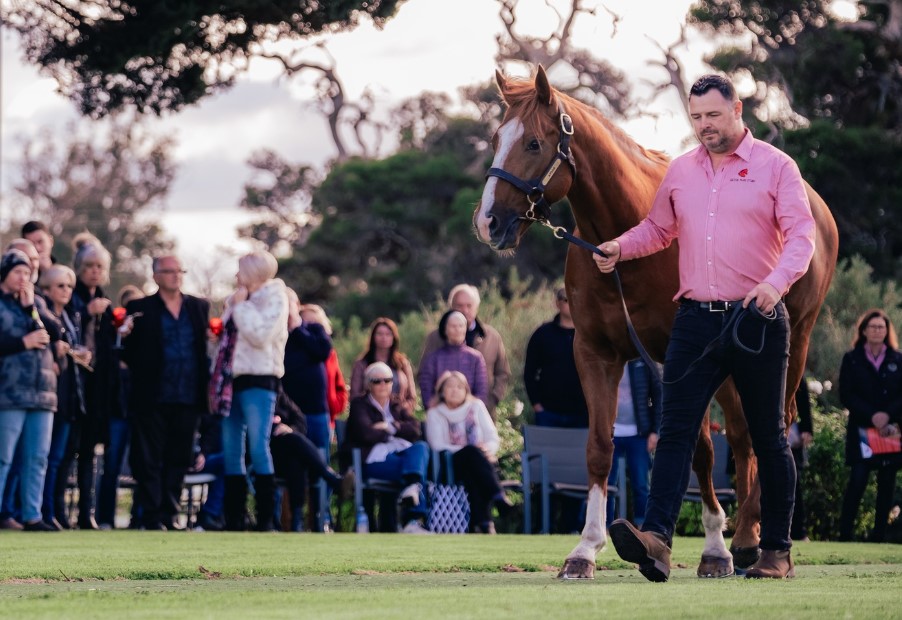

{"left": 535, "top": 219, "right": 773, "bottom": 385}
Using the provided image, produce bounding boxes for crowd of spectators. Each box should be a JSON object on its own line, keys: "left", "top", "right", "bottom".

{"left": 1, "top": 221, "right": 897, "bottom": 541}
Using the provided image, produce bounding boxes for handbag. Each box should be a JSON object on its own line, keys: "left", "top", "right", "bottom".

{"left": 427, "top": 483, "right": 470, "bottom": 534}
{"left": 208, "top": 318, "right": 238, "bottom": 417}
{"left": 858, "top": 426, "right": 902, "bottom": 459}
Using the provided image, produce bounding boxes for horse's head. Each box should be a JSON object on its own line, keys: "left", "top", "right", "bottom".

{"left": 474, "top": 65, "right": 576, "bottom": 251}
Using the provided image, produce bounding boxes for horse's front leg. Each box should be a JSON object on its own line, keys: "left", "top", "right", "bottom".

{"left": 558, "top": 349, "right": 620, "bottom": 580}
{"left": 692, "top": 417, "right": 734, "bottom": 578}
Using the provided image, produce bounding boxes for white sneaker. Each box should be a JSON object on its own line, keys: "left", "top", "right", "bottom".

{"left": 402, "top": 520, "right": 432, "bottom": 534}
{"left": 398, "top": 483, "right": 421, "bottom": 507}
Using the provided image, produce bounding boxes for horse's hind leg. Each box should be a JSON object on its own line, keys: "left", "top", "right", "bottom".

{"left": 717, "top": 380, "right": 761, "bottom": 568}
{"left": 693, "top": 418, "right": 734, "bottom": 578}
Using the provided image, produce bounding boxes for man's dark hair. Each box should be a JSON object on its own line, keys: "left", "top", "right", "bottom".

{"left": 689, "top": 74, "right": 737, "bottom": 101}
{"left": 21, "top": 221, "right": 49, "bottom": 236}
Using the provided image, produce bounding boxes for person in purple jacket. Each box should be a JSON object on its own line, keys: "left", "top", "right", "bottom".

{"left": 418, "top": 310, "right": 488, "bottom": 409}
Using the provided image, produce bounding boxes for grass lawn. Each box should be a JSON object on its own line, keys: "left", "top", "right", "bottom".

{"left": 1, "top": 532, "right": 901, "bottom": 619}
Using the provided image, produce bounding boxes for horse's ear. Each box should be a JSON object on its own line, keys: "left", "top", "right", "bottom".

{"left": 495, "top": 69, "right": 507, "bottom": 94}
{"left": 535, "top": 65, "right": 555, "bottom": 106}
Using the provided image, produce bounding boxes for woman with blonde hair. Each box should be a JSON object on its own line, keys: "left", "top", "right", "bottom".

{"left": 351, "top": 317, "right": 418, "bottom": 413}
{"left": 68, "top": 232, "right": 119, "bottom": 529}
{"left": 425, "top": 371, "right": 511, "bottom": 534}
{"left": 220, "top": 250, "right": 288, "bottom": 531}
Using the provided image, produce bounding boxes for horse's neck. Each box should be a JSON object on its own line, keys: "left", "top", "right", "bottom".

{"left": 566, "top": 107, "right": 666, "bottom": 242}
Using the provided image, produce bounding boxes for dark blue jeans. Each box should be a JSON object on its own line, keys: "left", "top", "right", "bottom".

{"left": 606, "top": 434, "right": 651, "bottom": 526}
{"left": 96, "top": 416, "right": 130, "bottom": 527}
{"left": 42, "top": 416, "right": 72, "bottom": 524}
{"left": 644, "top": 300, "right": 795, "bottom": 551}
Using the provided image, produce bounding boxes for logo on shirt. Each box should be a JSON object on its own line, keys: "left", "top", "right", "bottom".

{"left": 730, "top": 168, "right": 755, "bottom": 183}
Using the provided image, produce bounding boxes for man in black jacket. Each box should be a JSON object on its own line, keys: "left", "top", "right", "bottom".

{"left": 122, "top": 256, "right": 210, "bottom": 530}
{"left": 524, "top": 287, "right": 588, "bottom": 428}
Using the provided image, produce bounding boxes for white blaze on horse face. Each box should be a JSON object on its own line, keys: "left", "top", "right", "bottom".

{"left": 476, "top": 118, "right": 524, "bottom": 242}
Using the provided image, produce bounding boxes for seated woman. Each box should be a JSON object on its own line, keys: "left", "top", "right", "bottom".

{"left": 270, "top": 387, "right": 343, "bottom": 532}
{"left": 346, "top": 362, "right": 430, "bottom": 534}
{"left": 425, "top": 371, "right": 511, "bottom": 534}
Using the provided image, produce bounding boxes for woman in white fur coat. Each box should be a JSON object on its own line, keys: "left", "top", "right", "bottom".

{"left": 221, "top": 250, "right": 288, "bottom": 531}
{"left": 425, "top": 371, "right": 512, "bottom": 534}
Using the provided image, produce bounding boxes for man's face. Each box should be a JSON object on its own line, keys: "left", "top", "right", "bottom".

{"left": 24, "top": 230, "right": 53, "bottom": 269}
{"left": 153, "top": 257, "right": 184, "bottom": 293}
{"left": 451, "top": 291, "right": 478, "bottom": 325}
{"left": 689, "top": 90, "right": 744, "bottom": 156}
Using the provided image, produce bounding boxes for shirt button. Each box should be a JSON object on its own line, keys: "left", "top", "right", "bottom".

{"left": 712, "top": 189, "right": 717, "bottom": 193}
{"left": 709, "top": 212, "right": 715, "bottom": 216}
{"left": 707, "top": 236, "right": 712, "bottom": 240}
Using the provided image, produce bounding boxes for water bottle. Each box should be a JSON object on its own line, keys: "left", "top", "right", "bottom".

{"left": 355, "top": 507, "right": 369, "bottom": 533}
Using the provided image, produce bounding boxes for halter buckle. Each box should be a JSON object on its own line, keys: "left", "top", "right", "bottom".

{"left": 560, "top": 113, "right": 574, "bottom": 136}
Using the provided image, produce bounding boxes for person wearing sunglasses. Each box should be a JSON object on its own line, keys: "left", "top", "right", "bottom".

{"left": 346, "top": 362, "right": 430, "bottom": 534}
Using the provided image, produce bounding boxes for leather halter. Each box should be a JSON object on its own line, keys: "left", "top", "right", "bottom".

{"left": 485, "top": 107, "right": 576, "bottom": 223}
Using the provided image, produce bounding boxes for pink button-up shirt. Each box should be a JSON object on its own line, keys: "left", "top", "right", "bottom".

{"left": 617, "top": 130, "right": 816, "bottom": 302}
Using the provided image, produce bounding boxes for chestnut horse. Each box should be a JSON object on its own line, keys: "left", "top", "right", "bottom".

{"left": 474, "top": 67, "right": 838, "bottom": 579}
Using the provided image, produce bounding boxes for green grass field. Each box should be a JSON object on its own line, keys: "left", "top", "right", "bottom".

{"left": 2, "top": 532, "right": 901, "bottom": 619}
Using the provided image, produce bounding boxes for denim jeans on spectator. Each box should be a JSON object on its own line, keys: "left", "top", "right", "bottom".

{"left": 0, "top": 439, "right": 22, "bottom": 520}
{"left": 222, "top": 388, "right": 276, "bottom": 476}
{"left": 42, "top": 416, "right": 72, "bottom": 524}
{"left": 606, "top": 434, "right": 651, "bottom": 526}
{"left": 0, "top": 409, "right": 53, "bottom": 523}
{"left": 643, "top": 301, "right": 794, "bottom": 550}
{"left": 363, "top": 441, "right": 430, "bottom": 520}
{"left": 96, "top": 416, "right": 130, "bottom": 527}
{"left": 199, "top": 452, "right": 225, "bottom": 517}
{"left": 304, "top": 412, "right": 332, "bottom": 451}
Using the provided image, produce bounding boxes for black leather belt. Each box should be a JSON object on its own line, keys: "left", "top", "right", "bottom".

{"left": 680, "top": 298, "right": 743, "bottom": 313}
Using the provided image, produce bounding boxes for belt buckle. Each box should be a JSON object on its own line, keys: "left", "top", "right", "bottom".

{"left": 708, "top": 301, "right": 729, "bottom": 312}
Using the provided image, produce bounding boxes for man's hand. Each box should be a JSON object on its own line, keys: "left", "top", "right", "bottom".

{"left": 87, "top": 297, "right": 112, "bottom": 316}
{"left": 593, "top": 241, "right": 621, "bottom": 274}
{"left": 742, "top": 282, "right": 781, "bottom": 314}
{"left": 19, "top": 281, "right": 34, "bottom": 307}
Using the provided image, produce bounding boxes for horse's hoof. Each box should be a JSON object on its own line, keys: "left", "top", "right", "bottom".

{"left": 557, "top": 558, "right": 596, "bottom": 580}
{"left": 729, "top": 545, "right": 761, "bottom": 569}
{"left": 697, "top": 554, "right": 734, "bottom": 578}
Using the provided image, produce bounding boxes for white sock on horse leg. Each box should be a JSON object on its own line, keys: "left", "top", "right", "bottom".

{"left": 568, "top": 485, "right": 607, "bottom": 562}
{"left": 701, "top": 504, "right": 731, "bottom": 558}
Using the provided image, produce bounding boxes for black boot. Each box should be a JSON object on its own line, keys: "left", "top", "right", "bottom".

{"left": 224, "top": 475, "right": 248, "bottom": 531}
{"left": 254, "top": 475, "right": 277, "bottom": 532}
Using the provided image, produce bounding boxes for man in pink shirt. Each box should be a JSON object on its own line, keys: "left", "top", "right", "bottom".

{"left": 594, "top": 75, "right": 816, "bottom": 581}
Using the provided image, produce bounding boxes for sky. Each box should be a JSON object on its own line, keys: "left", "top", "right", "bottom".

{"left": 1, "top": 0, "right": 710, "bottom": 271}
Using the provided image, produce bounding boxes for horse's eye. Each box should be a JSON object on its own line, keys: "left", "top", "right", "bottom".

{"left": 527, "top": 139, "right": 541, "bottom": 151}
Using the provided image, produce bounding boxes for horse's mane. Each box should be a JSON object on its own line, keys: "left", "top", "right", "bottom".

{"left": 500, "top": 75, "right": 670, "bottom": 172}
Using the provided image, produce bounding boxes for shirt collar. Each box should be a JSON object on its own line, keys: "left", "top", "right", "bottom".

{"left": 692, "top": 127, "right": 754, "bottom": 164}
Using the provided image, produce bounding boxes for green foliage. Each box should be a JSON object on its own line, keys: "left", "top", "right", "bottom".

{"left": 2, "top": 0, "right": 406, "bottom": 117}
{"left": 784, "top": 122, "right": 902, "bottom": 278}
{"left": 689, "top": 0, "right": 902, "bottom": 131}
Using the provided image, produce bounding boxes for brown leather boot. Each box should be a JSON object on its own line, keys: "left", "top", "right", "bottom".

{"left": 744, "top": 549, "right": 795, "bottom": 579}
{"left": 608, "top": 519, "right": 672, "bottom": 582}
